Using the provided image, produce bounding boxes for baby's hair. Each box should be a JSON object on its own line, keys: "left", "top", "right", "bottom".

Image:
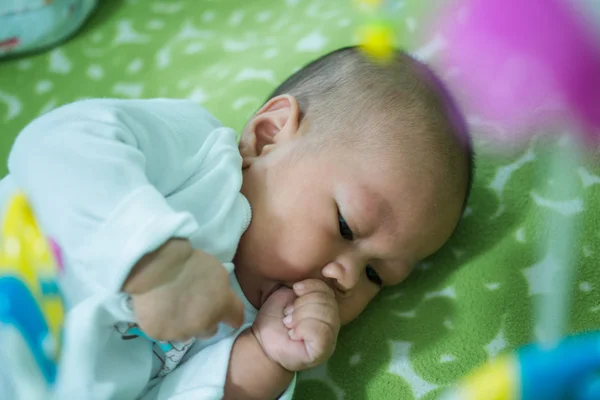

{"left": 267, "top": 46, "right": 475, "bottom": 212}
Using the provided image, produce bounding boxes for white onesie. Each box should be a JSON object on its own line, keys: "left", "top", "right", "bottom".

{"left": 0, "top": 99, "right": 295, "bottom": 399}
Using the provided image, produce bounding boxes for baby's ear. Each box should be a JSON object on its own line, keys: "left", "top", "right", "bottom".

{"left": 239, "top": 95, "right": 300, "bottom": 166}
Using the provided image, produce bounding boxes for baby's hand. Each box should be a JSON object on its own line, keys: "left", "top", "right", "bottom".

{"left": 124, "top": 239, "right": 244, "bottom": 341}
{"left": 253, "top": 279, "right": 340, "bottom": 372}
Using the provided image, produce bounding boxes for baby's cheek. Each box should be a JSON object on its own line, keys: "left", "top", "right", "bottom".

{"left": 338, "top": 290, "right": 378, "bottom": 325}
{"left": 279, "top": 235, "right": 334, "bottom": 279}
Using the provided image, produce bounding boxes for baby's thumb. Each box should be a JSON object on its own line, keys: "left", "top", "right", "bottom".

{"left": 221, "top": 290, "right": 245, "bottom": 329}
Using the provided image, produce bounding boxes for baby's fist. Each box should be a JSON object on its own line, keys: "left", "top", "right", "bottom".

{"left": 283, "top": 280, "right": 341, "bottom": 370}
{"left": 253, "top": 279, "right": 340, "bottom": 372}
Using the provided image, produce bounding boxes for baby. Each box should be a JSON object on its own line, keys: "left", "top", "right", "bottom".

{"left": 0, "top": 46, "right": 473, "bottom": 399}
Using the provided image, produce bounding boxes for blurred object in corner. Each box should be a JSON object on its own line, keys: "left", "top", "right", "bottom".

{"left": 433, "top": 0, "right": 600, "bottom": 143}
{"left": 0, "top": 0, "right": 97, "bottom": 59}
{"left": 0, "top": 192, "right": 65, "bottom": 399}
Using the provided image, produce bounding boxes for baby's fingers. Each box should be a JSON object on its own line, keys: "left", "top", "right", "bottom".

{"left": 283, "top": 302, "right": 339, "bottom": 332}
{"left": 293, "top": 279, "right": 335, "bottom": 298}
{"left": 292, "top": 290, "right": 338, "bottom": 313}
{"left": 288, "top": 319, "right": 337, "bottom": 365}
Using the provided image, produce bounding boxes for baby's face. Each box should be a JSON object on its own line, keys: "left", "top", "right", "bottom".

{"left": 235, "top": 97, "right": 464, "bottom": 324}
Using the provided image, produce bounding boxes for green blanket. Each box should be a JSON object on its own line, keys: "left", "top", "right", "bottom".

{"left": 1, "top": 1, "right": 599, "bottom": 399}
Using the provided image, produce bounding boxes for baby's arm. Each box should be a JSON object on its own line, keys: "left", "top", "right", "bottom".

{"left": 124, "top": 237, "right": 244, "bottom": 340}
{"left": 9, "top": 99, "right": 225, "bottom": 290}
{"left": 224, "top": 329, "right": 294, "bottom": 400}
{"left": 144, "top": 282, "right": 336, "bottom": 399}
{"left": 225, "top": 280, "right": 340, "bottom": 399}
{"left": 7, "top": 99, "right": 244, "bottom": 337}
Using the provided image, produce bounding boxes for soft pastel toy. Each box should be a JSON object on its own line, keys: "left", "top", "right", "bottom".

{"left": 440, "top": 332, "right": 600, "bottom": 400}
{"left": 423, "top": 0, "right": 600, "bottom": 398}
{"left": 434, "top": 0, "right": 600, "bottom": 142}
{"left": 0, "top": 193, "right": 65, "bottom": 399}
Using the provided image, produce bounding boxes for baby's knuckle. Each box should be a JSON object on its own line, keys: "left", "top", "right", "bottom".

{"left": 313, "top": 292, "right": 334, "bottom": 304}
{"left": 319, "top": 325, "right": 337, "bottom": 348}
{"left": 313, "top": 343, "right": 333, "bottom": 363}
{"left": 323, "top": 300, "right": 340, "bottom": 315}
{"left": 320, "top": 324, "right": 334, "bottom": 340}
{"left": 312, "top": 279, "right": 329, "bottom": 288}
{"left": 309, "top": 280, "right": 334, "bottom": 295}
{"left": 322, "top": 313, "right": 338, "bottom": 330}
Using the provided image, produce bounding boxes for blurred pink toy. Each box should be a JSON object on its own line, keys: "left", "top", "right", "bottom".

{"left": 436, "top": 0, "right": 600, "bottom": 142}
{"left": 431, "top": 2, "right": 600, "bottom": 398}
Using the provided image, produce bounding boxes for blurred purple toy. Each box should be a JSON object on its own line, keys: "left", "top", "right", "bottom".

{"left": 436, "top": 0, "right": 600, "bottom": 142}
{"left": 432, "top": 3, "right": 600, "bottom": 398}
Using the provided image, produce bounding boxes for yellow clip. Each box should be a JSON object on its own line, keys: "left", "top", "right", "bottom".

{"left": 359, "top": 21, "right": 395, "bottom": 62}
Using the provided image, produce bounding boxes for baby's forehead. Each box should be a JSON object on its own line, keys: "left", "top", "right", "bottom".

{"left": 344, "top": 141, "right": 464, "bottom": 222}
{"left": 338, "top": 172, "right": 450, "bottom": 268}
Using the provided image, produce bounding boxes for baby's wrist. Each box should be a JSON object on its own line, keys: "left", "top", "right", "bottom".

{"left": 226, "top": 329, "right": 294, "bottom": 399}
{"left": 248, "top": 327, "right": 294, "bottom": 374}
{"left": 122, "top": 238, "right": 192, "bottom": 294}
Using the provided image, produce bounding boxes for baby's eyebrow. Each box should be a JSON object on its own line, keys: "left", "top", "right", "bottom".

{"left": 350, "top": 186, "right": 395, "bottom": 238}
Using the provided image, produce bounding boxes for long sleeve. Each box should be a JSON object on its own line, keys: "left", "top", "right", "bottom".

{"left": 3, "top": 98, "right": 250, "bottom": 400}
{"left": 7, "top": 98, "right": 241, "bottom": 303}
{"left": 143, "top": 324, "right": 297, "bottom": 400}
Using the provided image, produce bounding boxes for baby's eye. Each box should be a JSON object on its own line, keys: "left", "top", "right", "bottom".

{"left": 338, "top": 213, "right": 354, "bottom": 241}
{"left": 366, "top": 265, "right": 382, "bottom": 286}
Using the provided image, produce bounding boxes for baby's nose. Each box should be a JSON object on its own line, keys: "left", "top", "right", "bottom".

{"left": 339, "top": 267, "right": 361, "bottom": 291}
{"left": 321, "top": 261, "right": 361, "bottom": 292}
